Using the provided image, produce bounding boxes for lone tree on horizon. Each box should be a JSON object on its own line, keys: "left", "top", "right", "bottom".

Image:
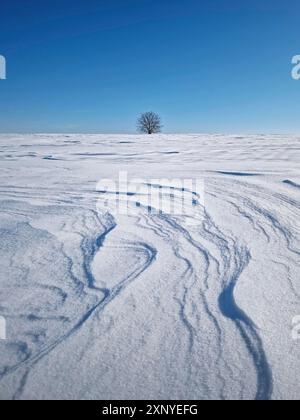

{"left": 137, "top": 112, "right": 162, "bottom": 134}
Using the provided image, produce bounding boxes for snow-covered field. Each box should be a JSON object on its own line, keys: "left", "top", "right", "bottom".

{"left": 0, "top": 133, "right": 300, "bottom": 400}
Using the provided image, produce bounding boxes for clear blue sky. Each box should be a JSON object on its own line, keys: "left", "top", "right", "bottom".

{"left": 0, "top": 0, "right": 299, "bottom": 133}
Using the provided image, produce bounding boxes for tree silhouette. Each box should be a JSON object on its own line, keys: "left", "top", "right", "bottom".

{"left": 137, "top": 112, "right": 162, "bottom": 134}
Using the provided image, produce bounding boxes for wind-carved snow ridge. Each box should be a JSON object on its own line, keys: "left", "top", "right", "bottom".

{"left": 184, "top": 205, "right": 273, "bottom": 400}
{"left": 208, "top": 221, "right": 273, "bottom": 401}
{"left": 283, "top": 180, "right": 300, "bottom": 190}
{"left": 0, "top": 133, "right": 300, "bottom": 400}
{"left": 154, "top": 208, "right": 272, "bottom": 400}
{"left": 0, "top": 208, "right": 113, "bottom": 381}
{"left": 0, "top": 206, "right": 157, "bottom": 399}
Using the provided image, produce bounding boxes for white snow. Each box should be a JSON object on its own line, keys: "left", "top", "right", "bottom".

{"left": 0, "top": 133, "right": 300, "bottom": 400}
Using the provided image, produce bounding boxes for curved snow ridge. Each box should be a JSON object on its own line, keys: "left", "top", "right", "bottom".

{"left": 215, "top": 171, "right": 262, "bottom": 177}
{"left": 199, "top": 211, "right": 272, "bottom": 400}
{"left": 233, "top": 182, "right": 299, "bottom": 258}
{"left": 146, "top": 185, "right": 273, "bottom": 400}
{"left": 283, "top": 179, "right": 300, "bottom": 190}
{"left": 149, "top": 212, "right": 245, "bottom": 398}
{"left": 18, "top": 239, "right": 157, "bottom": 373}
{"left": 142, "top": 211, "right": 225, "bottom": 398}
{"left": 0, "top": 210, "right": 156, "bottom": 392}
{"left": 178, "top": 212, "right": 272, "bottom": 400}
{"left": 205, "top": 176, "right": 300, "bottom": 399}
{"left": 218, "top": 244, "right": 273, "bottom": 401}
{"left": 210, "top": 178, "right": 300, "bottom": 259}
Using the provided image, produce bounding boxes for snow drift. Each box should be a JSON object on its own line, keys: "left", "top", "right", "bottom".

{"left": 0, "top": 133, "right": 299, "bottom": 400}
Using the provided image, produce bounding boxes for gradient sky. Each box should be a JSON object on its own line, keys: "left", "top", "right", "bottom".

{"left": 0, "top": 0, "right": 299, "bottom": 133}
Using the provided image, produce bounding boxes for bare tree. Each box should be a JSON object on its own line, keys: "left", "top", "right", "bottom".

{"left": 137, "top": 112, "right": 162, "bottom": 134}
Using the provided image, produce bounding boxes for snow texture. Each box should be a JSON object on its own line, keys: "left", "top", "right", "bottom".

{"left": 0, "top": 133, "right": 300, "bottom": 400}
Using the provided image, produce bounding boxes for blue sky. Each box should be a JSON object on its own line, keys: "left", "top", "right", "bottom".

{"left": 0, "top": 0, "right": 299, "bottom": 133}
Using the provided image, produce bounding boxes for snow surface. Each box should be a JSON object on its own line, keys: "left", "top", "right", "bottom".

{"left": 0, "top": 133, "right": 300, "bottom": 400}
